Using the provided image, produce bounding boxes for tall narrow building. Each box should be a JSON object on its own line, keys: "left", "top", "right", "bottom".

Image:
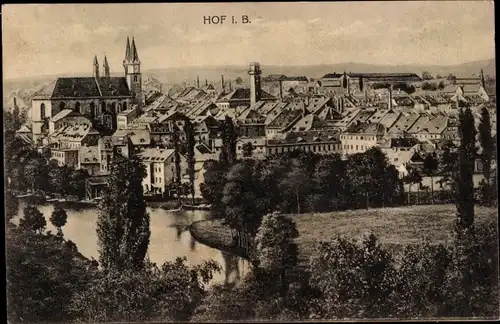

{"left": 123, "top": 37, "right": 143, "bottom": 106}
{"left": 248, "top": 62, "right": 262, "bottom": 106}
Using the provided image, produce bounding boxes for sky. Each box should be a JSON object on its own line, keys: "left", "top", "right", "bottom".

{"left": 2, "top": 2, "right": 495, "bottom": 80}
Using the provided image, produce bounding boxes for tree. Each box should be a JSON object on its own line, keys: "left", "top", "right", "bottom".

{"left": 404, "top": 168, "right": 423, "bottom": 205}
{"left": 423, "top": 153, "right": 439, "bottom": 204}
{"left": 279, "top": 159, "right": 309, "bottom": 214}
{"left": 455, "top": 107, "right": 476, "bottom": 231}
{"left": 447, "top": 74, "right": 457, "bottom": 84}
{"left": 184, "top": 120, "right": 197, "bottom": 205}
{"left": 235, "top": 77, "right": 243, "bottom": 85}
{"left": 422, "top": 71, "right": 433, "bottom": 80}
{"left": 6, "top": 224, "right": 95, "bottom": 322}
{"left": 219, "top": 116, "right": 237, "bottom": 167}
{"left": 5, "top": 190, "right": 19, "bottom": 224}
{"left": 478, "top": 107, "right": 494, "bottom": 205}
{"left": 310, "top": 234, "right": 396, "bottom": 318}
{"left": 242, "top": 142, "right": 255, "bottom": 158}
{"left": 438, "top": 140, "right": 459, "bottom": 198}
{"left": 200, "top": 160, "right": 227, "bottom": 216}
{"left": 172, "top": 123, "right": 182, "bottom": 204}
{"left": 254, "top": 212, "right": 299, "bottom": 297}
{"left": 96, "top": 154, "right": 150, "bottom": 271}
{"left": 438, "top": 81, "right": 445, "bottom": 90}
{"left": 50, "top": 207, "right": 68, "bottom": 237}
{"left": 68, "top": 168, "right": 90, "bottom": 199}
{"left": 19, "top": 204, "right": 46, "bottom": 234}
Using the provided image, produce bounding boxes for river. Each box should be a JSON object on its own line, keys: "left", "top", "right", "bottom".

{"left": 13, "top": 201, "right": 250, "bottom": 286}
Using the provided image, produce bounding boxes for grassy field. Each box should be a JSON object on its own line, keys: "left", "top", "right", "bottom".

{"left": 190, "top": 204, "right": 498, "bottom": 264}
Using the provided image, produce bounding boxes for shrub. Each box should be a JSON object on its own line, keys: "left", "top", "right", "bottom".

{"left": 309, "top": 234, "right": 396, "bottom": 319}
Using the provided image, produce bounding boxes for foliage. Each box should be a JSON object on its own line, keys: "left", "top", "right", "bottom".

{"left": 184, "top": 120, "right": 197, "bottom": 204}
{"left": 456, "top": 107, "right": 476, "bottom": 230}
{"left": 422, "top": 71, "right": 433, "bottom": 80}
{"left": 478, "top": 107, "right": 494, "bottom": 205}
{"left": 423, "top": 153, "right": 439, "bottom": 203}
{"left": 5, "top": 190, "right": 19, "bottom": 224}
{"left": 242, "top": 142, "right": 255, "bottom": 157}
{"left": 219, "top": 116, "right": 237, "bottom": 167}
{"left": 254, "top": 212, "right": 299, "bottom": 296}
{"left": 438, "top": 140, "right": 459, "bottom": 191}
{"left": 6, "top": 224, "right": 96, "bottom": 323}
{"left": 19, "top": 204, "right": 46, "bottom": 234}
{"left": 235, "top": 76, "right": 243, "bottom": 84}
{"left": 200, "top": 159, "right": 227, "bottom": 216}
{"left": 70, "top": 257, "right": 221, "bottom": 322}
{"left": 50, "top": 206, "right": 68, "bottom": 236}
{"left": 172, "top": 124, "right": 182, "bottom": 201}
{"left": 309, "top": 234, "right": 396, "bottom": 319}
{"left": 97, "top": 154, "right": 150, "bottom": 271}
{"left": 422, "top": 82, "right": 438, "bottom": 91}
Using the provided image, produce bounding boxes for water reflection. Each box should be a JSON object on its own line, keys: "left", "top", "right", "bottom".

{"left": 13, "top": 200, "right": 250, "bottom": 285}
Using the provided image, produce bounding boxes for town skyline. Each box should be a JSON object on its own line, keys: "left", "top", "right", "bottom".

{"left": 2, "top": 2, "right": 495, "bottom": 80}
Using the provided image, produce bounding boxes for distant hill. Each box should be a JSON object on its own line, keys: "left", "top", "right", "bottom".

{"left": 3, "top": 58, "right": 495, "bottom": 115}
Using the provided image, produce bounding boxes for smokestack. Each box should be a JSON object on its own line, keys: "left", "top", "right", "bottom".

{"left": 221, "top": 75, "right": 225, "bottom": 90}
{"left": 205, "top": 79, "right": 208, "bottom": 86}
{"left": 159, "top": 84, "right": 162, "bottom": 93}
{"left": 13, "top": 97, "right": 17, "bottom": 108}
{"left": 229, "top": 81, "right": 232, "bottom": 91}
{"left": 197, "top": 76, "right": 200, "bottom": 89}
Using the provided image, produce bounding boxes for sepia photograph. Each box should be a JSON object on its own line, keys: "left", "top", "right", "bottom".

{"left": 2, "top": 2, "right": 498, "bottom": 322}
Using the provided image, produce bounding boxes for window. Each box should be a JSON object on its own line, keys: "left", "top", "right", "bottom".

{"left": 134, "top": 76, "right": 138, "bottom": 82}
{"left": 40, "top": 103, "right": 46, "bottom": 119}
{"left": 59, "top": 102, "right": 66, "bottom": 111}
{"left": 356, "top": 145, "right": 358, "bottom": 150}
{"left": 90, "top": 102, "right": 96, "bottom": 117}
{"left": 101, "top": 101, "right": 107, "bottom": 113}
{"left": 123, "top": 102, "right": 127, "bottom": 111}
{"left": 75, "top": 102, "right": 81, "bottom": 113}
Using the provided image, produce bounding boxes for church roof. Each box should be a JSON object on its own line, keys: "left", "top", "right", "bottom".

{"left": 46, "top": 76, "right": 131, "bottom": 99}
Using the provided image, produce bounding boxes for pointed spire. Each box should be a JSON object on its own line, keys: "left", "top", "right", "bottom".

{"left": 125, "top": 36, "right": 131, "bottom": 61}
{"left": 480, "top": 68, "right": 485, "bottom": 87}
{"left": 131, "top": 37, "right": 139, "bottom": 62}
{"left": 103, "top": 55, "right": 110, "bottom": 78}
{"left": 93, "top": 55, "right": 98, "bottom": 65}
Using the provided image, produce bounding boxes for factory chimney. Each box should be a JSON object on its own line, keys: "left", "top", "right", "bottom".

{"left": 197, "top": 76, "right": 200, "bottom": 89}
{"left": 221, "top": 75, "right": 225, "bottom": 91}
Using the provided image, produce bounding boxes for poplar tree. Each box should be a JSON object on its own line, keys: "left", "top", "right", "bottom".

{"left": 184, "top": 120, "right": 196, "bottom": 205}
{"left": 96, "top": 154, "right": 150, "bottom": 271}
{"left": 455, "top": 107, "right": 476, "bottom": 231}
{"left": 219, "top": 116, "right": 237, "bottom": 167}
{"left": 172, "top": 124, "right": 182, "bottom": 204}
{"left": 478, "top": 107, "right": 493, "bottom": 204}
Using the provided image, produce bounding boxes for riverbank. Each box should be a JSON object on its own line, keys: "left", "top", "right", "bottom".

{"left": 190, "top": 219, "right": 248, "bottom": 260}
{"left": 189, "top": 204, "right": 498, "bottom": 266}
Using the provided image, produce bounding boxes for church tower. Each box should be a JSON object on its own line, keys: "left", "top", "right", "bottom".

{"left": 103, "top": 55, "right": 110, "bottom": 78}
{"left": 93, "top": 55, "right": 100, "bottom": 78}
{"left": 123, "top": 36, "right": 143, "bottom": 106}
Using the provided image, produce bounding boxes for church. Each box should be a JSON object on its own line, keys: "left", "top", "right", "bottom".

{"left": 31, "top": 37, "right": 144, "bottom": 142}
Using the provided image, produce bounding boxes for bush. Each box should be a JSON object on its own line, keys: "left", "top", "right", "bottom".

{"left": 6, "top": 226, "right": 95, "bottom": 322}
{"left": 70, "top": 257, "right": 221, "bottom": 322}
{"left": 309, "top": 234, "right": 396, "bottom": 319}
